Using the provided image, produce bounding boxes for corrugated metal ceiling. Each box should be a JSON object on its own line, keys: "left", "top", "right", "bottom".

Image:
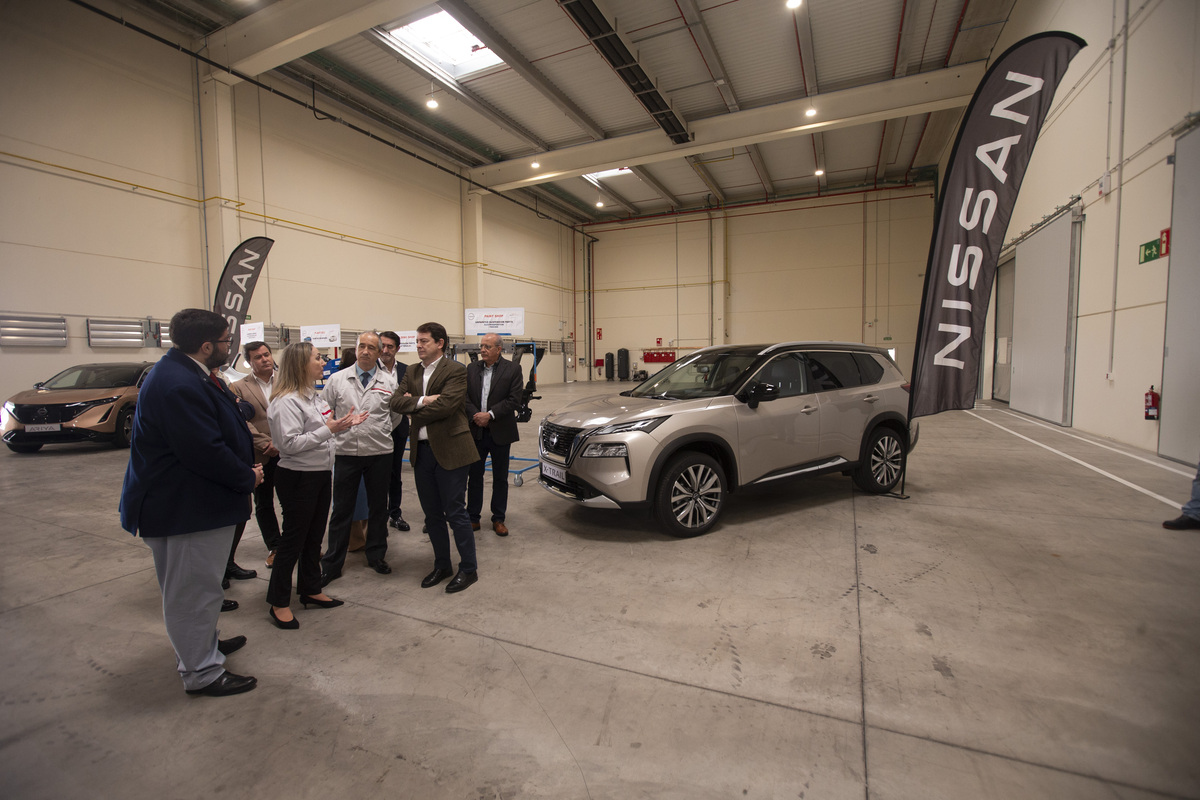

{"left": 113, "top": 0, "right": 1014, "bottom": 223}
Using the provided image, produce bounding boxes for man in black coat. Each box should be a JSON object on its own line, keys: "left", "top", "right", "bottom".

{"left": 120, "top": 308, "right": 262, "bottom": 697}
{"left": 465, "top": 333, "right": 523, "bottom": 537}
{"left": 378, "top": 330, "right": 410, "bottom": 532}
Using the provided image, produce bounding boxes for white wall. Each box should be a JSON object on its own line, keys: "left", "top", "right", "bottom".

{"left": 0, "top": 0, "right": 574, "bottom": 396}
{"left": 992, "top": 0, "right": 1200, "bottom": 450}
{"left": 578, "top": 188, "right": 933, "bottom": 380}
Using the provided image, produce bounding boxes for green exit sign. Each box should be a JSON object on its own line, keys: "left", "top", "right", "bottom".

{"left": 1139, "top": 228, "right": 1171, "bottom": 264}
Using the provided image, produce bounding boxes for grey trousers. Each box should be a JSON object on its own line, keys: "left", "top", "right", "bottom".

{"left": 144, "top": 526, "right": 234, "bottom": 691}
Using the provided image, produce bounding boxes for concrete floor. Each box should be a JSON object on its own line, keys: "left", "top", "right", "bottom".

{"left": 1, "top": 380, "right": 1198, "bottom": 800}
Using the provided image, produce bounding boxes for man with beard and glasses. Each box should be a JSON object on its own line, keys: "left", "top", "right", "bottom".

{"left": 120, "top": 309, "right": 263, "bottom": 697}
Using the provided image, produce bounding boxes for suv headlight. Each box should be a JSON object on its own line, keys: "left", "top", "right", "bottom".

{"left": 581, "top": 442, "right": 627, "bottom": 458}
{"left": 590, "top": 417, "right": 668, "bottom": 436}
{"left": 580, "top": 417, "right": 668, "bottom": 458}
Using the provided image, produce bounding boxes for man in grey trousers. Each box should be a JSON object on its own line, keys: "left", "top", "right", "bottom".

{"left": 119, "top": 308, "right": 263, "bottom": 697}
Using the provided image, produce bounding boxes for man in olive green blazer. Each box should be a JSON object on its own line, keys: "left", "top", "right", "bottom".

{"left": 389, "top": 322, "right": 481, "bottom": 593}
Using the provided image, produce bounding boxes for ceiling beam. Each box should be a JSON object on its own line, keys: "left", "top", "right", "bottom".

{"left": 677, "top": 0, "right": 772, "bottom": 197}
{"left": 469, "top": 62, "right": 986, "bottom": 192}
{"left": 792, "top": 0, "right": 825, "bottom": 192}
{"left": 583, "top": 175, "right": 638, "bottom": 215}
{"left": 629, "top": 166, "right": 679, "bottom": 208}
{"left": 199, "top": 0, "right": 429, "bottom": 83}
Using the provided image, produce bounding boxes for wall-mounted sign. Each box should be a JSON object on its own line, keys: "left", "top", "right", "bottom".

{"left": 240, "top": 322, "right": 264, "bottom": 344}
{"left": 396, "top": 330, "right": 418, "bottom": 353}
{"left": 300, "top": 324, "right": 341, "bottom": 347}
{"left": 465, "top": 308, "right": 524, "bottom": 336}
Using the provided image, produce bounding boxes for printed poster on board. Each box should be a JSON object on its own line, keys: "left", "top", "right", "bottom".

{"left": 465, "top": 308, "right": 525, "bottom": 336}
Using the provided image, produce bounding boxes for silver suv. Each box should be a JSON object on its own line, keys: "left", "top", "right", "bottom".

{"left": 538, "top": 342, "right": 918, "bottom": 536}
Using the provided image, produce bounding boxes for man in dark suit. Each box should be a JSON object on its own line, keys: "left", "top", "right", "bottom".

{"left": 466, "top": 333, "right": 524, "bottom": 537}
{"left": 378, "top": 330, "right": 410, "bottom": 532}
{"left": 229, "top": 341, "right": 280, "bottom": 570}
{"left": 120, "top": 308, "right": 262, "bottom": 697}
{"left": 389, "top": 322, "right": 481, "bottom": 593}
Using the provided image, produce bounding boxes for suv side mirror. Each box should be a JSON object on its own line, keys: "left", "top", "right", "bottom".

{"left": 33, "top": 381, "right": 45, "bottom": 389}
{"left": 738, "top": 381, "right": 779, "bottom": 410}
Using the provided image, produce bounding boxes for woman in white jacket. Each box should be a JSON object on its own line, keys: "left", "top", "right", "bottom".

{"left": 266, "top": 342, "right": 364, "bottom": 629}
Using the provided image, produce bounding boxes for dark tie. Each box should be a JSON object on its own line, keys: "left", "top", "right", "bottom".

{"left": 360, "top": 372, "right": 369, "bottom": 388}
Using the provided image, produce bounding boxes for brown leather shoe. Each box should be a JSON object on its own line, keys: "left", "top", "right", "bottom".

{"left": 493, "top": 521, "right": 509, "bottom": 537}
{"left": 265, "top": 550, "right": 275, "bottom": 569}
{"left": 471, "top": 522, "right": 481, "bottom": 531}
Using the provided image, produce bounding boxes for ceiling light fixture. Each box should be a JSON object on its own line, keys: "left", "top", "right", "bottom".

{"left": 531, "top": 161, "right": 540, "bottom": 169}
{"left": 595, "top": 198, "right": 605, "bottom": 208}
{"left": 425, "top": 82, "right": 439, "bottom": 109}
{"left": 786, "top": 0, "right": 802, "bottom": 8}
{"left": 814, "top": 169, "right": 824, "bottom": 176}
{"left": 805, "top": 107, "right": 817, "bottom": 118}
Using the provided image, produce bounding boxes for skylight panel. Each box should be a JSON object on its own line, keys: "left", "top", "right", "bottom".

{"left": 389, "top": 10, "right": 503, "bottom": 78}
{"left": 584, "top": 167, "right": 632, "bottom": 180}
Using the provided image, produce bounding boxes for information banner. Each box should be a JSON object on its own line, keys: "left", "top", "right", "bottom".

{"left": 300, "top": 324, "right": 341, "bottom": 348}
{"left": 465, "top": 308, "right": 524, "bottom": 336}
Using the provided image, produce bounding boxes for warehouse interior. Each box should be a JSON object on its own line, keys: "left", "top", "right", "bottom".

{"left": 1, "top": 0, "right": 1198, "bottom": 797}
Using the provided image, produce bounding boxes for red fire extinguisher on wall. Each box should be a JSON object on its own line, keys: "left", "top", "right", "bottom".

{"left": 1145, "top": 386, "right": 1160, "bottom": 420}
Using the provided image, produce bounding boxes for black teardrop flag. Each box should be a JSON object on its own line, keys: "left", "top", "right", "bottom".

{"left": 212, "top": 237, "right": 274, "bottom": 367}
{"left": 909, "top": 32, "right": 1085, "bottom": 420}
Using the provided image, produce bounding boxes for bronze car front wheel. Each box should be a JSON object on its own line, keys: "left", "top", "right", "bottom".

{"left": 654, "top": 452, "right": 726, "bottom": 537}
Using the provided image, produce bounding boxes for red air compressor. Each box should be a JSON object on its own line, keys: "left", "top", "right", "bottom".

{"left": 1145, "top": 386, "right": 1160, "bottom": 420}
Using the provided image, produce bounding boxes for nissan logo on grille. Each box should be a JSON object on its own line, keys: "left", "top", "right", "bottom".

{"left": 36, "top": 407, "right": 48, "bottom": 418}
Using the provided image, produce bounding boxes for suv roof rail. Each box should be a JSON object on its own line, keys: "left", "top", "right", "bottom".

{"left": 758, "top": 341, "right": 883, "bottom": 356}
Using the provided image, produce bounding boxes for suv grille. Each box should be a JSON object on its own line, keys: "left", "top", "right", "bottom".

{"left": 11, "top": 404, "right": 86, "bottom": 424}
{"left": 541, "top": 422, "right": 582, "bottom": 458}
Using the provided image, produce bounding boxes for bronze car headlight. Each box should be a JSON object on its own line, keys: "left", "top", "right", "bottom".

{"left": 580, "top": 442, "right": 628, "bottom": 458}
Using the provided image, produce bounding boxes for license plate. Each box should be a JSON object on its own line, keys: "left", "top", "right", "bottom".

{"left": 25, "top": 423, "right": 60, "bottom": 433}
{"left": 541, "top": 460, "right": 567, "bottom": 484}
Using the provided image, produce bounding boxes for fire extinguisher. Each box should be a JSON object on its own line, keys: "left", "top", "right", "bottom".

{"left": 1145, "top": 386, "right": 1160, "bottom": 420}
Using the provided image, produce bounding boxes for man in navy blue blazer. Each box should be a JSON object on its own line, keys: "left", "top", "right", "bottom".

{"left": 120, "top": 309, "right": 263, "bottom": 697}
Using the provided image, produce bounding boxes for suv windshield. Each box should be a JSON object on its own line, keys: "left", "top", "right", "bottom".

{"left": 629, "top": 350, "right": 758, "bottom": 399}
{"left": 43, "top": 364, "right": 143, "bottom": 390}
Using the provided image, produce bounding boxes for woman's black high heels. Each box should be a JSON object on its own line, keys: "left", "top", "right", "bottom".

{"left": 269, "top": 606, "right": 300, "bottom": 629}
{"left": 299, "top": 595, "right": 344, "bottom": 609}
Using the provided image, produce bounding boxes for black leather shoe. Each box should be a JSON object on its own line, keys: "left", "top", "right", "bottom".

{"left": 320, "top": 571, "right": 341, "bottom": 588}
{"left": 221, "top": 599, "right": 238, "bottom": 612}
{"left": 268, "top": 606, "right": 299, "bottom": 630}
{"left": 421, "top": 567, "right": 453, "bottom": 588}
{"left": 370, "top": 560, "right": 392, "bottom": 575}
{"left": 226, "top": 563, "right": 257, "bottom": 581}
{"left": 299, "top": 595, "right": 345, "bottom": 609}
{"left": 445, "top": 570, "right": 478, "bottom": 594}
{"left": 221, "top": 578, "right": 231, "bottom": 591}
{"left": 389, "top": 515, "right": 411, "bottom": 532}
{"left": 186, "top": 671, "right": 257, "bottom": 697}
{"left": 1164, "top": 514, "right": 1200, "bottom": 530}
{"left": 217, "top": 635, "right": 246, "bottom": 656}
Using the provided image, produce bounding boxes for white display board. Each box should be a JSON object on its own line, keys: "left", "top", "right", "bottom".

{"left": 396, "top": 330, "right": 418, "bottom": 353}
{"left": 465, "top": 308, "right": 524, "bottom": 336}
{"left": 1161, "top": 126, "right": 1200, "bottom": 464}
{"left": 300, "top": 324, "right": 341, "bottom": 347}
{"left": 239, "top": 322, "right": 264, "bottom": 344}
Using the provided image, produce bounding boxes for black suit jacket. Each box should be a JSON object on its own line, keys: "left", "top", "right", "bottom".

{"left": 466, "top": 356, "right": 523, "bottom": 446}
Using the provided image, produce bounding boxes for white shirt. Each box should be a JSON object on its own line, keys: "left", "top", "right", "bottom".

{"left": 480, "top": 362, "right": 495, "bottom": 419}
{"left": 254, "top": 374, "right": 273, "bottom": 400}
{"left": 416, "top": 358, "right": 439, "bottom": 441}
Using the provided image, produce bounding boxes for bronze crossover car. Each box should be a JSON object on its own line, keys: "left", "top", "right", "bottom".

{"left": 2, "top": 362, "right": 154, "bottom": 453}
{"left": 538, "top": 342, "right": 918, "bottom": 536}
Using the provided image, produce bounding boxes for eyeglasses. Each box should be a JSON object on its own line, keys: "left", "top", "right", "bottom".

{"left": 210, "top": 337, "right": 233, "bottom": 345}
